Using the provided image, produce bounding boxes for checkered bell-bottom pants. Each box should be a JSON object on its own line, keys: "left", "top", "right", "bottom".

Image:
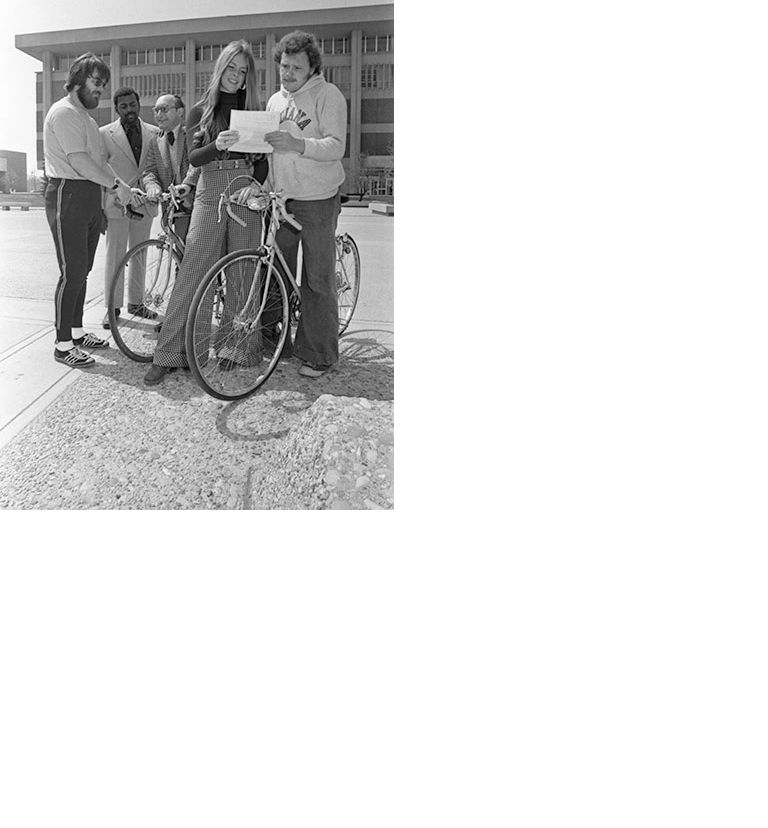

{"left": 152, "top": 166, "right": 262, "bottom": 369}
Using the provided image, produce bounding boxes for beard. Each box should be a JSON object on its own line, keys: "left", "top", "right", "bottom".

{"left": 77, "top": 86, "right": 99, "bottom": 110}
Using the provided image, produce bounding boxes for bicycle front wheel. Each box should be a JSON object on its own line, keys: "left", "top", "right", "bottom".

{"left": 109, "top": 238, "right": 180, "bottom": 362}
{"left": 186, "top": 250, "right": 290, "bottom": 400}
{"left": 336, "top": 233, "right": 360, "bottom": 334}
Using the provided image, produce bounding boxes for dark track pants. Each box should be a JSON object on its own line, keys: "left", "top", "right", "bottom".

{"left": 45, "top": 178, "right": 102, "bottom": 342}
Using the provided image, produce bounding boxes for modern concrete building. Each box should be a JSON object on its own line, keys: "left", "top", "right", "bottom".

{"left": 0, "top": 151, "right": 28, "bottom": 193}
{"left": 15, "top": 2, "right": 394, "bottom": 196}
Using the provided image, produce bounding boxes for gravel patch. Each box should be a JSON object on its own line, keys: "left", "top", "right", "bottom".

{"left": 0, "top": 332, "right": 393, "bottom": 510}
{"left": 251, "top": 395, "right": 393, "bottom": 510}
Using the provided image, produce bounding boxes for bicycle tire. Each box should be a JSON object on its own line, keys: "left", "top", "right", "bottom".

{"left": 186, "top": 249, "right": 290, "bottom": 401}
{"left": 109, "top": 238, "right": 180, "bottom": 362}
{"left": 336, "top": 233, "right": 360, "bottom": 334}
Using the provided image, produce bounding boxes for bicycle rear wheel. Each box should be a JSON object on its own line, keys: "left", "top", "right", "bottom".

{"left": 336, "top": 233, "right": 360, "bottom": 334}
{"left": 109, "top": 238, "right": 180, "bottom": 362}
{"left": 186, "top": 250, "right": 290, "bottom": 400}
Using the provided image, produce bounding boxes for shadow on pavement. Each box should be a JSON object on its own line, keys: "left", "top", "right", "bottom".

{"left": 215, "top": 330, "right": 394, "bottom": 443}
{"left": 83, "top": 329, "right": 394, "bottom": 444}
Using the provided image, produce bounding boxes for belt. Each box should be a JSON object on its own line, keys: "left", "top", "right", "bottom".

{"left": 206, "top": 159, "right": 253, "bottom": 170}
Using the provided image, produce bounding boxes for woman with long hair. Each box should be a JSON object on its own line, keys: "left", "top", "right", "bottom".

{"left": 144, "top": 39, "right": 269, "bottom": 384}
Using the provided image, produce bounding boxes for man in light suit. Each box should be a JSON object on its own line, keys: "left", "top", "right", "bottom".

{"left": 100, "top": 86, "right": 159, "bottom": 328}
{"left": 142, "top": 94, "right": 199, "bottom": 244}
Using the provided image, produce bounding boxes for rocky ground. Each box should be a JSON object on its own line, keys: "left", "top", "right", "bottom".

{"left": 0, "top": 331, "right": 393, "bottom": 510}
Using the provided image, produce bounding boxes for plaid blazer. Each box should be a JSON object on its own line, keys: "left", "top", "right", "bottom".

{"left": 142, "top": 126, "right": 200, "bottom": 194}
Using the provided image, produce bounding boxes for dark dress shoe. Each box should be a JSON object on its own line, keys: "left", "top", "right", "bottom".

{"left": 128, "top": 303, "right": 158, "bottom": 320}
{"left": 144, "top": 364, "right": 169, "bottom": 385}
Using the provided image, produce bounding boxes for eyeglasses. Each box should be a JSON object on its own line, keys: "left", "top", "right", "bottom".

{"left": 152, "top": 105, "right": 177, "bottom": 114}
{"left": 87, "top": 76, "right": 107, "bottom": 88}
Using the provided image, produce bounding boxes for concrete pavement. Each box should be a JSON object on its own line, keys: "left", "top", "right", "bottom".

{"left": 0, "top": 205, "right": 393, "bottom": 454}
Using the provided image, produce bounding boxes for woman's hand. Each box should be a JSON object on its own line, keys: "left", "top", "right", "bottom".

{"left": 215, "top": 129, "right": 240, "bottom": 151}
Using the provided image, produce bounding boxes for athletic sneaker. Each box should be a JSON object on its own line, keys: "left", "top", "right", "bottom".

{"left": 73, "top": 332, "right": 109, "bottom": 349}
{"left": 54, "top": 346, "right": 95, "bottom": 367}
{"left": 298, "top": 361, "right": 335, "bottom": 378}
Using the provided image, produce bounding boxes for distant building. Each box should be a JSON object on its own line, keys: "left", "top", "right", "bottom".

{"left": 15, "top": 2, "right": 394, "bottom": 196}
{"left": 0, "top": 150, "right": 27, "bottom": 193}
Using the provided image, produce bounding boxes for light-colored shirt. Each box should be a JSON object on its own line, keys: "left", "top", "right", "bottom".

{"left": 43, "top": 95, "right": 105, "bottom": 180}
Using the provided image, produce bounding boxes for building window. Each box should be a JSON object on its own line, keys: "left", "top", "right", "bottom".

{"left": 195, "top": 71, "right": 212, "bottom": 97}
{"left": 363, "top": 34, "right": 394, "bottom": 53}
{"left": 195, "top": 44, "right": 224, "bottom": 62}
{"left": 319, "top": 37, "right": 350, "bottom": 55}
{"left": 361, "top": 63, "right": 394, "bottom": 90}
{"left": 324, "top": 65, "right": 351, "bottom": 95}
{"left": 122, "top": 72, "right": 185, "bottom": 101}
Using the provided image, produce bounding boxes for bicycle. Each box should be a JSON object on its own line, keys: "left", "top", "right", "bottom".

{"left": 108, "top": 188, "right": 188, "bottom": 362}
{"left": 185, "top": 177, "right": 361, "bottom": 401}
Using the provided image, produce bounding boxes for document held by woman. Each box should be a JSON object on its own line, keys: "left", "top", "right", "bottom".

{"left": 229, "top": 110, "right": 281, "bottom": 153}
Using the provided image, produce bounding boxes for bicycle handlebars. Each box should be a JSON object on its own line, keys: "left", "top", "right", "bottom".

{"left": 215, "top": 177, "right": 303, "bottom": 231}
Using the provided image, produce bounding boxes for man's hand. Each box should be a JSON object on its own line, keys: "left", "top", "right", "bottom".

{"left": 114, "top": 179, "right": 133, "bottom": 207}
{"left": 265, "top": 130, "right": 304, "bottom": 154}
{"left": 130, "top": 188, "right": 147, "bottom": 208}
{"left": 145, "top": 183, "right": 162, "bottom": 201}
{"left": 230, "top": 183, "right": 264, "bottom": 206}
{"left": 172, "top": 184, "right": 191, "bottom": 200}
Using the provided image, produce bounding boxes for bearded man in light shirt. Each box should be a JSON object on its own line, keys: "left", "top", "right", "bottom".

{"left": 43, "top": 52, "right": 133, "bottom": 368}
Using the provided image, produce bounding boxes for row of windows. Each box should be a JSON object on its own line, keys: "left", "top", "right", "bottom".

{"left": 195, "top": 42, "right": 267, "bottom": 62}
{"left": 192, "top": 63, "right": 390, "bottom": 96}
{"left": 362, "top": 35, "right": 393, "bottom": 53}
{"left": 52, "top": 35, "right": 393, "bottom": 72}
{"left": 47, "top": 60, "right": 392, "bottom": 101}
{"left": 196, "top": 37, "right": 355, "bottom": 58}
{"left": 124, "top": 47, "right": 186, "bottom": 65}
{"left": 122, "top": 73, "right": 186, "bottom": 100}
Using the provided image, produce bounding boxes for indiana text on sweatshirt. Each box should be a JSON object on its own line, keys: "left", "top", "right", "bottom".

{"left": 266, "top": 73, "right": 347, "bottom": 201}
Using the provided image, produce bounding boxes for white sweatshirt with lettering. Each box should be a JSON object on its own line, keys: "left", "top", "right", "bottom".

{"left": 266, "top": 74, "right": 347, "bottom": 200}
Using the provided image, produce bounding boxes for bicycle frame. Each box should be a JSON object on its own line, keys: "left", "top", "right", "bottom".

{"left": 143, "top": 192, "right": 187, "bottom": 307}
{"left": 216, "top": 180, "right": 302, "bottom": 331}
{"left": 157, "top": 193, "right": 187, "bottom": 259}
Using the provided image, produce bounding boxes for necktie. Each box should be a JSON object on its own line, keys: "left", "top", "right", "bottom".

{"left": 166, "top": 131, "right": 175, "bottom": 146}
{"left": 126, "top": 123, "right": 141, "bottom": 165}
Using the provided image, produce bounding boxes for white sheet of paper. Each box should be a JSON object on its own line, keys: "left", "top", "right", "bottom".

{"left": 228, "top": 110, "right": 280, "bottom": 153}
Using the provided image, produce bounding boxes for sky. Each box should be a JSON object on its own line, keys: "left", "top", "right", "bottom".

{"left": 1, "top": 0, "right": 387, "bottom": 174}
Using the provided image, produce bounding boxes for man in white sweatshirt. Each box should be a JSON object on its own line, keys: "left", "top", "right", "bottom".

{"left": 265, "top": 30, "right": 347, "bottom": 378}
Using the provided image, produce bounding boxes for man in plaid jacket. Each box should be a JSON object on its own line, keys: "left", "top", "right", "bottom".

{"left": 142, "top": 93, "right": 200, "bottom": 243}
